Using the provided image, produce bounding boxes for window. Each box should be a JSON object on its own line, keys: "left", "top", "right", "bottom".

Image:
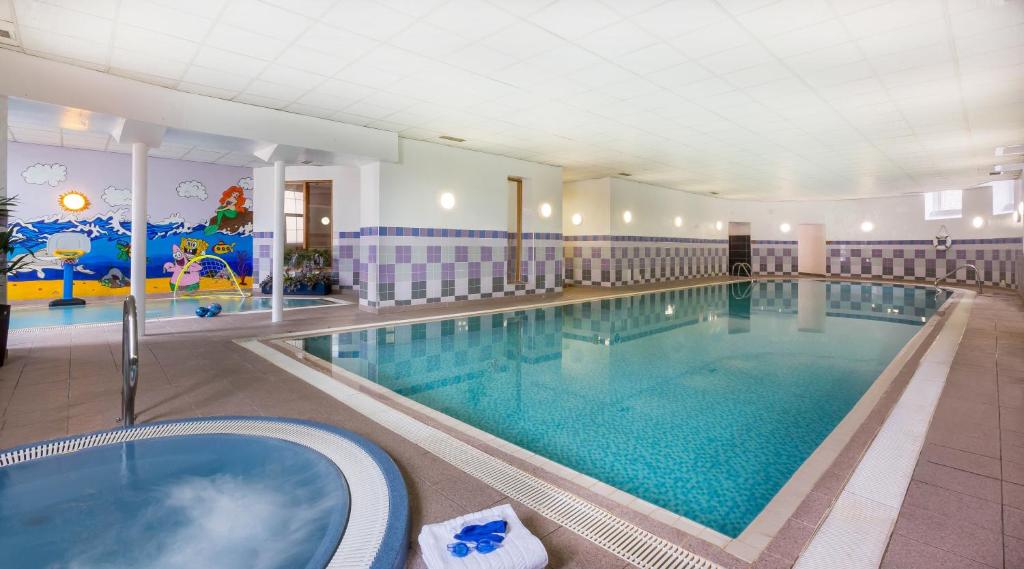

{"left": 284, "top": 184, "right": 305, "bottom": 246}
{"left": 924, "top": 190, "right": 963, "bottom": 220}
{"left": 992, "top": 180, "right": 1016, "bottom": 215}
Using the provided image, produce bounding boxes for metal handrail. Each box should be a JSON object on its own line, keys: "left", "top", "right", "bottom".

{"left": 934, "top": 264, "right": 983, "bottom": 295}
{"left": 731, "top": 262, "right": 752, "bottom": 278}
{"left": 120, "top": 295, "right": 140, "bottom": 427}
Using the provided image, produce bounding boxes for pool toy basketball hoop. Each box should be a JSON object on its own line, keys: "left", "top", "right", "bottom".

{"left": 47, "top": 233, "right": 91, "bottom": 308}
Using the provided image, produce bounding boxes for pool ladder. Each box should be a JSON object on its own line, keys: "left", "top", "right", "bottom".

{"left": 732, "top": 262, "right": 754, "bottom": 279}
{"left": 934, "top": 264, "right": 983, "bottom": 295}
{"left": 118, "top": 295, "right": 140, "bottom": 427}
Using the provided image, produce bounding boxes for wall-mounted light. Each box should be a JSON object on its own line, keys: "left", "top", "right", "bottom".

{"left": 972, "top": 215, "right": 985, "bottom": 228}
{"left": 539, "top": 202, "right": 552, "bottom": 218}
{"left": 674, "top": 216, "right": 683, "bottom": 227}
{"left": 439, "top": 192, "right": 455, "bottom": 210}
{"left": 623, "top": 210, "right": 632, "bottom": 223}
{"left": 715, "top": 221, "right": 723, "bottom": 231}
{"left": 860, "top": 221, "right": 874, "bottom": 232}
{"left": 571, "top": 213, "right": 583, "bottom": 226}
{"left": 58, "top": 191, "right": 90, "bottom": 213}
{"left": 779, "top": 222, "right": 791, "bottom": 233}
{"left": 320, "top": 216, "right": 331, "bottom": 226}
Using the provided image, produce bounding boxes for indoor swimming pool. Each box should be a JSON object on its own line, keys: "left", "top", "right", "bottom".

{"left": 10, "top": 296, "right": 343, "bottom": 330}
{"left": 295, "top": 280, "right": 948, "bottom": 538}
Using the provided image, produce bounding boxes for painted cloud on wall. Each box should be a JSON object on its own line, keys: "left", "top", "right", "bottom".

{"left": 176, "top": 180, "right": 208, "bottom": 200}
{"left": 22, "top": 163, "right": 68, "bottom": 186}
{"left": 101, "top": 185, "right": 132, "bottom": 207}
{"left": 238, "top": 177, "right": 253, "bottom": 191}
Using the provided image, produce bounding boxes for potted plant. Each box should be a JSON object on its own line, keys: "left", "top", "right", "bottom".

{"left": 0, "top": 196, "right": 35, "bottom": 366}
{"left": 259, "top": 248, "right": 333, "bottom": 295}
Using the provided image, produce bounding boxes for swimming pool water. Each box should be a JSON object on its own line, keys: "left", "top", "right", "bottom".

{"left": 0, "top": 434, "right": 349, "bottom": 569}
{"left": 298, "top": 280, "right": 947, "bottom": 537}
{"left": 11, "top": 296, "right": 335, "bottom": 330}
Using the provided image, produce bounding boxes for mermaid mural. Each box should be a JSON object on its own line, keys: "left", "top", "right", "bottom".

{"left": 4, "top": 142, "right": 254, "bottom": 301}
{"left": 205, "top": 186, "right": 249, "bottom": 235}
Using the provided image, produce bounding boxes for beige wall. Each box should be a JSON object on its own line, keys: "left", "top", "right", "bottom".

{"left": 798, "top": 224, "right": 826, "bottom": 274}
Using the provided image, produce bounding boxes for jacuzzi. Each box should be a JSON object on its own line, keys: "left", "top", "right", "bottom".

{"left": 0, "top": 417, "right": 408, "bottom": 569}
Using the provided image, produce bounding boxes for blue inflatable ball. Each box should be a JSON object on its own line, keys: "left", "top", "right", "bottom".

{"left": 195, "top": 306, "right": 210, "bottom": 318}
{"left": 207, "top": 303, "right": 222, "bottom": 316}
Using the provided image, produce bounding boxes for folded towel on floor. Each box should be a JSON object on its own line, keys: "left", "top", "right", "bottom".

{"left": 418, "top": 504, "right": 549, "bottom": 569}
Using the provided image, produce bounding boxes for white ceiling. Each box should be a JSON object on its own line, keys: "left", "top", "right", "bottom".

{"left": 1, "top": 0, "right": 1022, "bottom": 199}
{"left": 5, "top": 98, "right": 276, "bottom": 167}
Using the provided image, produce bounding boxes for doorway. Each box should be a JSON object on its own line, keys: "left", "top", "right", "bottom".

{"left": 507, "top": 177, "right": 525, "bottom": 285}
{"left": 797, "top": 224, "right": 825, "bottom": 275}
{"left": 728, "top": 222, "right": 751, "bottom": 275}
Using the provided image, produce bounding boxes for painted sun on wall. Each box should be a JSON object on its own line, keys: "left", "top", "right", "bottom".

{"left": 6, "top": 143, "right": 254, "bottom": 301}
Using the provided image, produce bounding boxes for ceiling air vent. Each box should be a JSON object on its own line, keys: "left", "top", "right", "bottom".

{"left": 618, "top": 172, "right": 631, "bottom": 176}
{"left": 0, "top": 21, "right": 16, "bottom": 46}
{"left": 439, "top": 135, "right": 465, "bottom": 143}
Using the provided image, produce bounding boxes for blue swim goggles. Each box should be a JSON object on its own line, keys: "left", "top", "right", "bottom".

{"left": 447, "top": 519, "right": 507, "bottom": 557}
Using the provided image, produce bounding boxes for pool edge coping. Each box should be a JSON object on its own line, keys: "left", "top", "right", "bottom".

{"left": 238, "top": 277, "right": 960, "bottom": 567}
{"left": 8, "top": 295, "right": 351, "bottom": 334}
{"left": 792, "top": 291, "right": 974, "bottom": 568}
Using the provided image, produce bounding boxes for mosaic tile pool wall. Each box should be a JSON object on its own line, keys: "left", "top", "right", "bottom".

{"left": 563, "top": 235, "right": 728, "bottom": 286}
{"left": 826, "top": 237, "right": 1022, "bottom": 288}
{"left": 358, "top": 227, "right": 563, "bottom": 309}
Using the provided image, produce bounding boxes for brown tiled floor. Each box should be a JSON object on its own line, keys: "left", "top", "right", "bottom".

{"left": 881, "top": 291, "right": 1024, "bottom": 569}
{"left": 1, "top": 280, "right": 1020, "bottom": 569}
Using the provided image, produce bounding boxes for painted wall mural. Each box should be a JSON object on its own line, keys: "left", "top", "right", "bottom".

{"left": 5, "top": 142, "right": 253, "bottom": 301}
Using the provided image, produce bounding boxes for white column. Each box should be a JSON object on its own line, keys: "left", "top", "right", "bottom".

{"left": 271, "top": 160, "right": 285, "bottom": 323}
{"left": 0, "top": 95, "right": 7, "bottom": 306}
{"left": 130, "top": 142, "right": 148, "bottom": 335}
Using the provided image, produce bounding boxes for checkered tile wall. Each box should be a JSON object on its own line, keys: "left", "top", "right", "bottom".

{"left": 334, "top": 231, "right": 360, "bottom": 289}
{"left": 752, "top": 240, "right": 798, "bottom": 276}
{"left": 563, "top": 236, "right": 729, "bottom": 286}
{"left": 826, "top": 238, "right": 1022, "bottom": 288}
{"left": 252, "top": 231, "right": 361, "bottom": 289}
{"left": 359, "top": 227, "right": 563, "bottom": 309}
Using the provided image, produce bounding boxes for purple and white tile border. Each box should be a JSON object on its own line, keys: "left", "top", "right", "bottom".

{"left": 826, "top": 237, "right": 1021, "bottom": 288}
{"left": 359, "top": 227, "right": 563, "bottom": 309}
{"left": 563, "top": 234, "right": 728, "bottom": 287}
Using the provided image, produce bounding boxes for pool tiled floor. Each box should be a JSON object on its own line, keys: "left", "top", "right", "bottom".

{"left": 880, "top": 292, "right": 1024, "bottom": 569}
{"left": 0, "top": 279, "right": 1018, "bottom": 569}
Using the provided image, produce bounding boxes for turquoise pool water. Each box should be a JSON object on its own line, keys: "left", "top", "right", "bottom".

{"left": 11, "top": 296, "right": 336, "bottom": 330}
{"left": 297, "top": 280, "right": 947, "bottom": 537}
{"left": 0, "top": 434, "right": 349, "bottom": 569}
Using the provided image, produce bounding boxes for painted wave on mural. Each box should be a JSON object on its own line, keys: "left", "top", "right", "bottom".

{"left": 7, "top": 210, "right": 253, "bottom": 285}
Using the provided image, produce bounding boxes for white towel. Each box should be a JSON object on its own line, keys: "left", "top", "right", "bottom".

{"left": 417, "top": 504, "right": 549, "bottom": 569}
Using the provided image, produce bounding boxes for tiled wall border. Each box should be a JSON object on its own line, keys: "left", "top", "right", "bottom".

{"left": 751, "top": 239, "right": 797, "bottom": 276}
{"left": 563, "top": 234, "right": 728, "bottom": 287}
{"left": 359, "top": 227, "right": 564, "bottom": 309}
{"left": 826, "top": 237, "right": 1021, "bottom": 288}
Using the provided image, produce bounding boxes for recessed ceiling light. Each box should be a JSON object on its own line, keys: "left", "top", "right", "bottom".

{"left": 439, "top": 135, "right": 465, "bottom": 143}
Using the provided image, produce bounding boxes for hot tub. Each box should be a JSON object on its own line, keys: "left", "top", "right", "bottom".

{"left": 0, "top": 417, "right": 408, "bottom": 569}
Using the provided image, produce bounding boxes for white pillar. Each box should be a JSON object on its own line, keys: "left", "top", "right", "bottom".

{"left": 130, "top": 142, "right": 148, "bottom": 335}
{"left": 271, "top": 160, "right": 285, "bottom": 323}
{"left": 0, "top": 95, "right": 7, "bottom": 306}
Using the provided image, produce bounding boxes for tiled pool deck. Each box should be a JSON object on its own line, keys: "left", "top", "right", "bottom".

{"left": 0, "top": 277, "right": 1018, "bottom": 568}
